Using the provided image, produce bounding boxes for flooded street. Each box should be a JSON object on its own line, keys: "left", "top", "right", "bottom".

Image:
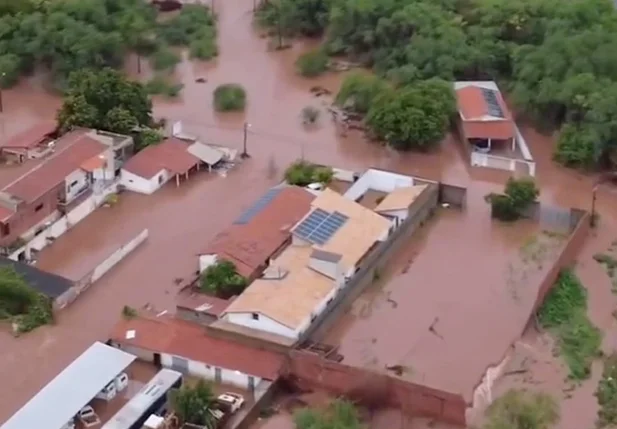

{"left": 0, "top": 0, "right": 616, "bottom": 426}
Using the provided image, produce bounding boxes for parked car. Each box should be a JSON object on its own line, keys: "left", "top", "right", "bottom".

{"left": 95, "top": 380, "right": 117, "bottom": 401}
{"left": 216, "top": 393, "right": 245, "bottom": 414}
{"left": 78, "top": 405, "right": 101, "bottom": 428}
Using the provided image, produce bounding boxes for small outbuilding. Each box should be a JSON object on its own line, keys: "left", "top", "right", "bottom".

{"left": 120, "top": 138, "right": 200, "bottom": 194}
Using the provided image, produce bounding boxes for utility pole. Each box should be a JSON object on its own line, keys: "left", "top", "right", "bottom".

{"left": 0, "top": 72, "right": 5, "bottom": 113}
{"left": 241, "top": 122, "right": 251, "bottom": 158}
{"left": 591, "top": 184, "right": 598, "bottom": 227}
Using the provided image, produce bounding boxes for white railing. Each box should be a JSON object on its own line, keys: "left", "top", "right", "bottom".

{"left": 470, "top": 151, "right": 536, "bottom": 176}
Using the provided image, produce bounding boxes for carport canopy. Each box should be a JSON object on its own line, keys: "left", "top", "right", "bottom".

{"left": 187, "top": 142, "right": 223, "bottom": 166}
{"left": 2, "top": 342, "right": 136, "bottom": 429}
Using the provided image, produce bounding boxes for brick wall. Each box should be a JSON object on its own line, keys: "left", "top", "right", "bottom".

{"left": 285, "top": 350, "right": 467, "bottom": 426}
{"left": 531, "top": 210, "right": 590, "bottom": 313}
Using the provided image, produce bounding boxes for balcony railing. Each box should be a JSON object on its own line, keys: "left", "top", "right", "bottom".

{"left": 58, "top": 183, "right": 93, "bottom": 207}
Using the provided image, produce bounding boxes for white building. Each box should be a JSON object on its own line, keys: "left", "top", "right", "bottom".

{"left": 109, "top": 315, "right": 283, "bottom": 391}
{"left": 220, "top": 188, "right": 392, "bottom": 340}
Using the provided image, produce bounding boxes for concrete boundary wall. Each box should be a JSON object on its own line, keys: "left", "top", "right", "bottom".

{"left": 285, "top": 351, "right": 467, "bottom": 426}
{"left": 54, "top": 229, "right": 149, "bottom": 310}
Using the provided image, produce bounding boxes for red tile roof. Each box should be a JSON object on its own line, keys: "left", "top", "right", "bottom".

{"left": 201, "top": 186, "right": 315, "bottom": 279}
{"left": 0, "top": 121, "right": 57, "bottom": 149}
{"left": 122, "top": 137, "right": 199, "bottom": 179}
{"left": 456, "top": 85, "right": 515, "bottom": 140}
{"left": 3, "top": 130, "right": 107, "bottom": 202}
{"left": 109, "top": 315, "right": 284, "bottom": 380}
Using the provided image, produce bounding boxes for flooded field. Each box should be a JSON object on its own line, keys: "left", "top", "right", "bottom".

{"left": 0, "top": 0, "right": 616, "bottom": 425}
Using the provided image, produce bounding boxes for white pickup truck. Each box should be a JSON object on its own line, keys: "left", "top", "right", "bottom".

{"left": 216, "top": 393, "right": 245, "bottom": 414}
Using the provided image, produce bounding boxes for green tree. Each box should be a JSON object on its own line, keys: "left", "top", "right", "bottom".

{"left": 150, "top": 45, "right": 181, "bottom": 71}
{"left": 484, "top": 389, "right": 558, "bottom": 429}
{"left": 200, "top": 260, "right": 248, "bottom": 297}
{"left": 284, "top": 160, "right": 333, "bottom": 186}
{"left": 171, "top": 380, "right": 217, "bottom": 427}
{"left": 57, "top": 68, "right": 153, "bottom": 133}
{"left": 0, "top": 53, "right": 21, "bottom": 88}
{"left": 486, "top": 177, "right": 539, "bottom": 222}
{"left": 365, "top": 78, "right": 455, "bottom": 151}
{"left": 213, "top": 84, "right": 247, "bottom": 112}
{"left": 554, "top": 122, "right": 600, "bottom": 169}
{"left": 136, "top": 127, "right": 165, "bottom": 151}
{"left": 335, "top": 72, "right": 391, "bottom": 114}
{"left": 295, "top": 49, "right": 328, "bottom": 77}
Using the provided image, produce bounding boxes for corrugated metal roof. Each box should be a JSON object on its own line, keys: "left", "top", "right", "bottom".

{"left": 2, "top": 342, "right": 136, "bottom": 429}
{"left": 187, "top": 142, "right": 223, "bottom": 166}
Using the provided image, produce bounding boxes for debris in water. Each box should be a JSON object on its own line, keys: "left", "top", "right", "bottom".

{"left": 195, "top": 77, "right": 207, "bottom": 83}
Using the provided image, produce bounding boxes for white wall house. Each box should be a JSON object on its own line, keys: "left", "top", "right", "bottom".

{"left": 120, "top": 168, "right": 169, "bottom": 195}
{"left": 344, "top": 168, "right": 414, "bottom": 201}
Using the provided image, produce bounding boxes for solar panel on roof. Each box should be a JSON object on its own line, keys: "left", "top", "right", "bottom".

{"left": 481, "top": 88, "right": 504, "bottom": 118}
{"left": 294, "top": 209, "right": 349, "bottom": 245}
{"left": 234, "top": 187, "right": 283, "bottom": 224}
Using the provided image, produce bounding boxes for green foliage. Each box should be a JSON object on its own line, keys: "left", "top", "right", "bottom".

{"left": 150, "top": 45, "right": 181, "bottom": 71}
{"left": 122, "top": 305, "right": 137, "bottom": 319}
{"left": 57, "top": 68, "right": 153, "bottom": 134}
{"left": 486, "top": 177, "right": 539, "bottom": 222}
{"left": 335, "top": 72, "right": 391, "bottom": 114}
{"left": 596, "top": 353, "right": 617, "bottom": 428}
{"left": 157, "top": 4, "right": 216, "bottom": 46}
{"left": 189, "top": 29, "right": 219, "bottom": 60}
{"left": 0, "top": 0, "right": 157, "bottom": 87}
{"left": 554, "top": 122, "right": 600, "bottom": 169}
{"left": 171, "top": 379, "right": 216, "bottom": 426}
{"left": 136, "top": 127, "right": 165, "bottom": 151}
{"left": 145, "top": 75, "right": 184, "bottom": 98}
{"left": 484, "top": 389, "right": 558, "bottom": 429}
{"left": 0, "top": 53, "right": 21, "bottom": 88}
{"left": 254, "top": 0, "right": 617, "bottom": 169}
{"left": 538, "top": 269, "right": 601, "bottom": 380}
{"left": 365, "top": 78, "right": 456, "bottom": 151}
{"left": 213, "top": 84, "right": 247, "bottom": 112}
{"left": 284, "top": 160, "right": 334, "bottom": 186}
{"left": 296, "top": 49, "right": 328, "bottom": 77}
{"left": 255, "top": 0, "right": 331, "bottom": 38}
{"left": 0, "top": 266, "right": 53, "bottom": 333}
{"left": 294, "top": 399, "right": 362, "bottom": 429}
{"left": 200, "top": 260, "right": 248, "bottom": 298}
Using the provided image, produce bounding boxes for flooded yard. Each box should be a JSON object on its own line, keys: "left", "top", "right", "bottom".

{"left": 0, "top": 0, "right": 616, "bottom": 425}
{"left": 321, "top": 202, "right": 568, "bottom": 400}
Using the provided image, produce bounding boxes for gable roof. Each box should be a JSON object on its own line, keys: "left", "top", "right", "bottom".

{"left": 109, "top": 315, "right": 284, "bottom": 379}
{"left": 455, "top": 83, "right": 515, "bottom": 140}
{"left": 375, "top": 185, "right": 427, "bottom": 212}
{"left": 0, "top": 121, "right": 57, "bottom": 149}
{"left": 2, "top": 130, "right": 108, "bottom": 203}
{"left": 201, "top": 186, "right": 315, "bottom": 278}
{"left": 223, "top": 189, "right": 391, "bottom": 330}
{"left": 122, "top": 138, "right": 200, "bottom": 179}
{"left": 0, "top": 257, "right": 73, "bottom": 299}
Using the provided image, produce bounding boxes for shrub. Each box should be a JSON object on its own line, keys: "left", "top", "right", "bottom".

{"left": 150, "top": 45, "right": 181, "bottom": 71}
{"left": 296, "top": 49, "right": 328, "bottom": 77}
{"left": 597, "top": 353, "right": 617, "bottom": 428}
{"left": 554, "top": 122, "right": 600, "bottom": 169}
{"left": 335, "top": 72, "right": 391, "bottom": 113}
{"left": 486, "top": 177, "right": 539, "bottom": 222}
{"left": 189, "top": 36, "right": 218, "bottom": 60}
{"left": 284, "top": 160, "right": 333, "bottom": 186}
{"left": 145, "top": 76, "right": 184, "bottom": 98}
{"left": 301, "top": 106, "right": 320, "bottom": 124}
{"left": 538, "top": 269, "right": 601, "bottom": 380}
{"left": 0, "top": 53, "right": 21, "bottom": 88}
{"left": 213, "top": 84, "right": 246, "bottom": 112}
{"left": 484, "top": 389, "right": 558, "bottom": 429}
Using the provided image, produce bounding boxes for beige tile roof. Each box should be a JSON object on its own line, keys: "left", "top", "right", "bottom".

{"left": 375, "top": 185, "right": 428, "bottom": 213}
{"left": 224, "top": 189, "right": 391, "bottom": 330}
{"left": 224, "top": 245, "right": 333, "bottom": 329}
{"left": 312, "top": 189, "right": 391, "bottom": 270}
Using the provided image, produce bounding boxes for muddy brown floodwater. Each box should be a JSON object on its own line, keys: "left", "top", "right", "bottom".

{"left": 0, "top": 0, "right": 616, "bottom": 426}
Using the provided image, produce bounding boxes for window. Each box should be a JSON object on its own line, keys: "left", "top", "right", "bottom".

{"left": 251, "top": 313, "right": 259, "bottom": 320}
{"left": 1, "top": 223, "right": 9, "bottom": 236}
{"left": 34, "top": 203, "right": 44, "bottom": 212}
{"left": 70, "top": 180, "right": 79, "bottom": 188}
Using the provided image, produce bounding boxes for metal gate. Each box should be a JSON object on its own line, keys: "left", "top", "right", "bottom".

{"left": 538, "top": 205, "right": 572, "bottom": 233}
